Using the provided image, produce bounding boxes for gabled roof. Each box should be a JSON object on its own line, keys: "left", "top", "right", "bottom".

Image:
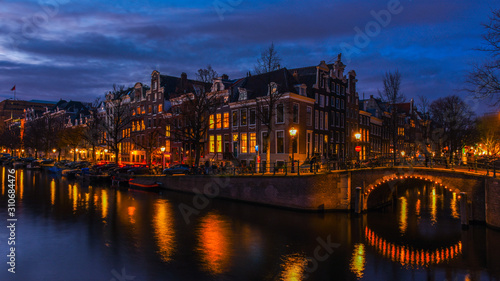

{"left": 160, "top": 74, "right": 211, "bottom": 99}
{"left": 230, "top": 68, "right": 301, "bottom": 102}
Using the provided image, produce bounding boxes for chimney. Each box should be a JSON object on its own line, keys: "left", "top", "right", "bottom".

{"left": 181, "top": 72, "right": 187, "bottom": 87}
{"left": 293, "top": 70, "right": 298, "bottom": 79}
{"left": 370, "top": 95, "right": 373, "bottom": 99}
{"left": 221, "top": 74, "right": 229, "bottom": 80}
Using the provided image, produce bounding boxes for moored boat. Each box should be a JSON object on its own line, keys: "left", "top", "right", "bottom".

{"left": 27, "top": 160, "right": 42, "bottom": 169}
{"left": 128, "top": 179, "right": 161, "bottom": 191}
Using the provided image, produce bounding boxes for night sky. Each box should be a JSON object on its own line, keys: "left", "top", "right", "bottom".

{"left": 1, "top": 0, "right": 498, "bottom": 113}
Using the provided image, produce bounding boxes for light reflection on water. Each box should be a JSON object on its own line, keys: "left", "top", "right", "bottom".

{"left": 196, "top": 212, "right": 232, "bottom": 275}
{"left": 399, "top": 197, "right": 408, "bottom": 234}
{"left": 153, "top": 199, "right": 175, "bottom": 262}
{"left": 350, "top": 243, "right": 366, "bottom": 279}
{"left": 279, "top": 253, "right": 306, "bottom": 281}
{"left": 1, "top": 168, "right": 499, "bottom": 281}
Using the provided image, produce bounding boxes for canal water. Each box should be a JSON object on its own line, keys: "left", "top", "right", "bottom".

{"left": 1, "top": 168, "right": 499, "bottom": 281}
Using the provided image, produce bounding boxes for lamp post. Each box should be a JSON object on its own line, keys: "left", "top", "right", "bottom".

{"left": 52, "top": 148, "right": 56, "bottom": 160}
{"left": 104, "top": 149, "right": 108, "bottom": 162}
{"left": 355, "top": 132, "right": 362, "bottom": 163}
{"left": 161, "top": 146, "right": 166, "bottom": 171}
{"left": 401, "top": 151, "right": 405, "bottom": 165}
{"left": 289, "top": 127, "right": 297, "bottom": 173}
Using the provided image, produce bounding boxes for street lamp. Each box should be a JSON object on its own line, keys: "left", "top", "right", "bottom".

{"left": 355, "top": 132, "right": 362, "bottom": 162}
{"left": 289, "top": 127, "right": 297, "bottom": 173}
{"left": 161, "top": 146, "right": 166, "bottom": 171}
{"left": 401, "top": 151, "right": 405, "bottom": 164}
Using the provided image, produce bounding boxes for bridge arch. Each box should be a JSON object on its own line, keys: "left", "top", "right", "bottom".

{"left": 363, "top": 174, "right": 462, "bottom": 210}
{"left": 348, "top": 167, "right": 486, "bottom": 220}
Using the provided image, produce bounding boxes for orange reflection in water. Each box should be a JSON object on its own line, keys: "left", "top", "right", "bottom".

{"left": 101, "top": 189, "right": 108, "bottom": 219}
{"left": 430, "top": 188, "right": 437, "bottom": 224}
{"left": 365, "top": 227, "right": 462, "bottom": 268}
{"left": 399, "top": 197, "right": 408, "bottom": 234}
{"left": 50, "top": 179, "right": 56, "bottom": 205}
{"left": 451, "top": 192, "right": 459, "bottom": 219}
{"left": 128, "top": 206, "right": 136, "bottom": 224}
{"left": 153, "top": 200, "right": 175, "bottom": 262}
{"left": 72, "top": 184, "right": 78, "bottom": 211}
{"left": 1, "top": 168, "right": 4, "bottom": 196}
{"left": 196, "top": 212, "right": 232, "bottom": 275}
{"left": 279, "top": 253, "right": 307, "bottom": 281}
{"left": 18, "top": 170, "right": 23, "bottom": 199}
{"left": 350, "top": 243, "right": 366, "bottom": 279}
{"left": 415, "top": 199, "right": 421, "bottom": 217}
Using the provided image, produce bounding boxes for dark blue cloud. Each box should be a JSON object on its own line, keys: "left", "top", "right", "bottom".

{"left": 0, "top": 0, "right": 498, "bottom": 113}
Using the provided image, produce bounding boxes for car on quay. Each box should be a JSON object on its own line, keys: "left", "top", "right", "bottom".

{"left": 163, "top": 164, "right": 191, "bottom": 175}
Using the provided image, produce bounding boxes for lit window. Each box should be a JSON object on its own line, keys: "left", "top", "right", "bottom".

{"left": 249, "top": 133, "right": 256, "bottom": 153}
{"left": 232, "top": 110, "right": 238, "bottom": 127}
{"left": 209, "top": 135, "right": 215, "bottom": 153}
{"left": 216, "top": 113, "right": 222, "bottom": 129}
{"left": 209, "top": 114, "right": 215, "bottom": 130}
{"left": 165, "top": 140, "right": 170, "bottom": 153}
{"left": 159, "top": 104, "right": 163, "bottom": 112}
{"left": 165, "top": 125, "right": 170, "bottom": 137}
{"left": 240, "top": 133, "right": 247, "bottom": 153}
{"left": 223, "top": 112, "right": 229, "bottom": 128}
{"left": 216, "top": 135, "right": 222, "bottom": 153}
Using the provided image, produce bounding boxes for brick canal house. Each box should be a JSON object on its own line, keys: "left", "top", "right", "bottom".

{"left": 120, "top": 56, "right": 362, "bottom": 169}
{"left": 96, "top": 54, "right": 426, "bottom": 167}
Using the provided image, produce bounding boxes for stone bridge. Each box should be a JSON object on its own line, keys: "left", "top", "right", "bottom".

{"left": 347, "top": 167, "right": 500, "bottom": 229}
{"left": 150, "top": 166, "right": 500, "bottom": 229}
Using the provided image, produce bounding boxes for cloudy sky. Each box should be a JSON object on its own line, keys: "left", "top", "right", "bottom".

{"left": 0, "top": 0, "right": 498, "bottom": 112}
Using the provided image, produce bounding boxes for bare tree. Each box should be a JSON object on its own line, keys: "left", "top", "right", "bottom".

{"left": 103, "top": 85, "right": 133, "bottom": 164}
{"left": 430, "top": 95, "right": 475, "bottom": 166}
{"left": 81, "top": 98, "right": 104, "bottom": 163}
{"left": 255, "top": 83, "right": 286, "bottom": 172}
{"left": 23, "top": 117, "right": 46, "bottom": 158}
{"left": 476, "top": 114, "right": 500, "bottom": 155}
{"left": 0, "top": 126, "right": 21, "bottom": 154}
{"left": 43, "top": 113, "right": 66, "bottom": 156}
{"left": 416, "top": 95, "right": 432, "bottom": 158}
{"left": 466, "top": 9, "right": 500, "bottom": 105}
{"left": 195, "top": 65, "right": 218, "bottom": 83}
{"left": 131, "top": 119, "right": 165, "bottom": 166}
{"left": 378, "top": 70, "right": 405, "bottom": 165}
{"left": 169, "top": 88, "right": 224, "bottom": 167}
{"left": 59, "top": 126, "right": 85, "bottom": 161}
{"left": 254, "top": 43, "right": 281, "bottom": 75}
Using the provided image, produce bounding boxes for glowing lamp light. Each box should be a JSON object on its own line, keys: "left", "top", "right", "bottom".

{"left": 355, "top": 132, "right": 361, "bottom": 141}
{"left": 52, "top": 149, "right": 56, "bottom": 153}
{"left": 161, "top": 146, "right": 166, "bottom": 152}
{"left": 289, "top": 127, "right": 297, "bottom": 138}
{"left": 401, "top": 151, "right": 405, "bottom": 157}
{"left": 104, "top": 149, "right": 108, "bottom": 153}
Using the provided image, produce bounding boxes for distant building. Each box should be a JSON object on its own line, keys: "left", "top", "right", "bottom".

{"left": 0, "top": 99, "right": 56, "bottom": 129}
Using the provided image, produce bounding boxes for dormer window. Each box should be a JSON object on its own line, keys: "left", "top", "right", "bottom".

{"left": 239, "top": 88, "right": 247, "bottom": 101}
